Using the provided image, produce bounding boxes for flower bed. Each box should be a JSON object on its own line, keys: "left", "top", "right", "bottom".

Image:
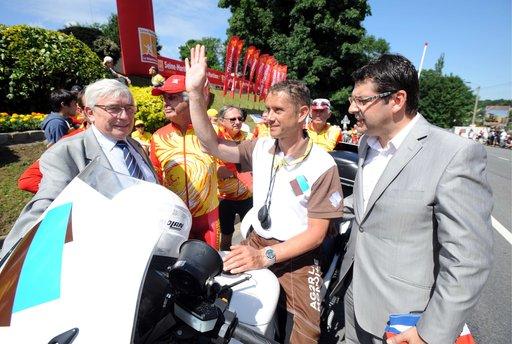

{"left": 0, "top": 112, "right": 45, "bottom": 133}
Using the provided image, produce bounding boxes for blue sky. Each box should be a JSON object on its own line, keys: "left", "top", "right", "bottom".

{"left": 0, "top": 0, "right": 510, "bottom": 99}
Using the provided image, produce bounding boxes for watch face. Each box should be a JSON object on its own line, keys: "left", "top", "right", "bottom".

{"left": 265, "top": 248, "right": 275, "bottom": 260}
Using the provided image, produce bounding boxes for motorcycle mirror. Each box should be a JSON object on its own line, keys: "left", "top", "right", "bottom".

{"left": 168, "top": 240, "right": 223, "bottom": 297}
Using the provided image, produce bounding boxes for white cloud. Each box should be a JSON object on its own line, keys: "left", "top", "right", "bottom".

{"left": 1, "top": 0, "right": 231, "bottom": 59}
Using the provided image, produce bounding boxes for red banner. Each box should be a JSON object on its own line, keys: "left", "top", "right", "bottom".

{"left": 157, "top": 56, "right": 224, "bottom": 87}
{"left": 253, "top": 54, "right": 269, "bottom": 99}
{"left": 245, "top": 49, "right": 261, "bottom": 97}
{"left": 116, "top": 0, "right": 157, "bottom": 76}
{"left": 239, "top": 46, "right": 257, "bottom": 96}
{"left": 223, "top": 36, "right": 239, "bottom": 95}
{"left": 230, "top": 39, "right": 244, "bottom": 97}
{"left": 259, "top": 57, "right": 278, "bottom": 100}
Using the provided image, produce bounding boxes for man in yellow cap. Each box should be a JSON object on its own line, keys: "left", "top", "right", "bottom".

{"left": 207, "top": 108, "right": 219, "bottom": 126}
{"left": 131, "top": 119, "right": 152, "bottom": 154}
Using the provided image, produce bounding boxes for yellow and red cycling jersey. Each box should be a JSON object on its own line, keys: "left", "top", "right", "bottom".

{"left": 252, "top": 123, "right": 270, "bottom": 138}
{"left": 217, "top": 127, "right": 253, "bottom": 201}
{"left": 150, "top": 122, "right": 219, "bottom": 217}
{"left": 306, "top": 123, "right": 342, "bottom": 152}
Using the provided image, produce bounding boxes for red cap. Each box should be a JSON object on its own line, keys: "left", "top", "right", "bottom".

{"left": 151, "top": 74, "right": 186, "bottom": 96}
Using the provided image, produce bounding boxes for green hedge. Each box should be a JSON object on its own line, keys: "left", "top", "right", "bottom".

{"left": 130, "top": 86, "right": 166, "bottom": 133}
{"left": 0, "top": 25, "right": 106, "bottom": 114}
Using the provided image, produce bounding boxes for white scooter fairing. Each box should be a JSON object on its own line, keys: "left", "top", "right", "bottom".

{"left": 0, "top": 162, "right": 279, "bottom": 343}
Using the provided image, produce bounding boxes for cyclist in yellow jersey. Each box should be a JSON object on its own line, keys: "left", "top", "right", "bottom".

{"left": 150, "top": 75, "right": 220, "bottom": 249}
{"left": 307, "top": 98, "right": 342, "bottom": 151}
{"left": 216, "top": 105, "right": 253, "bottom": 250}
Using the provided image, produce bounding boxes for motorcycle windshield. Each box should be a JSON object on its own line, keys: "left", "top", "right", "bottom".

{"left": 0, "top": 160, "right": 191, "bottom": 343}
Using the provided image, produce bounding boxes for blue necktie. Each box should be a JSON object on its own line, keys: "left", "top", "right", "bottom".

{"left": 116, "top": 141, "right": 144, "bottom": 180}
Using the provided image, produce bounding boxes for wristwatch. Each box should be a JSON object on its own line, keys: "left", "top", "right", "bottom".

{"left": 263, "top": 246, "right": 276, "bottom": 267}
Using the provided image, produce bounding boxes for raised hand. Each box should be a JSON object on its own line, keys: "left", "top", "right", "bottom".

{"left": 185, "top": 44, "right": 207, "bottom": 93}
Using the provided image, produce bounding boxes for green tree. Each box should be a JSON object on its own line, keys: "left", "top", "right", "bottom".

{"left": 0, "top": 25, "right": 106, "bottom": 113}
{"left": 59, "top": 26, "right": 103, "bottom": 48}
{"left": 434, "top": 53, "right": 445, "bottom": 74}
{"left": 218, "top": 0, "right": 388, "bottom": 120}
{"left": 98, "top": 14, "right": 120, "bottom": 46}
{"left": 179, "top": 37, "right": 224, "bottom": 71}
{"left": 419, "top": 69, "right": 475, "bottom": 128}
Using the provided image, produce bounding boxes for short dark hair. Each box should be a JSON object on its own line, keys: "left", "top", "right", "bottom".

{"left": 268, "top": 80, "right": 310, "bottom": 111}
{"left": 49, "top": 89, "right": 76, "bottom": 112}
{"left": 352, "top": 54, "right": 419, "bottom": 115}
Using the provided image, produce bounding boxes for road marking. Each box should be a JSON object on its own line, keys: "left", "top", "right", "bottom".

{"left": 492, "top": 216, "right": 512, "bottom": 245}
{"left": 495, "top": 156, "right": 510, "bottom": 161}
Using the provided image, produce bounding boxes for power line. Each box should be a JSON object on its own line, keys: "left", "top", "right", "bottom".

{"left": 480, "top": 81, "right": 512, "bottom": 89}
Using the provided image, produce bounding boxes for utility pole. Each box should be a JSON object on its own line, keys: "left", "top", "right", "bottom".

{"left": 471, "top": 86, "right": 480, "bottom": 126}
{"left": 418, "top": 42, "right": 429, "bottom": 79}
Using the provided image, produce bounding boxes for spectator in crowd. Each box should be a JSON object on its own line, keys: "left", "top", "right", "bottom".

{"left": 207, "top": 108, "right": 219, "bottom": 126}
{"left": 103, "top": 56, "right": 131, "bottom": 86}
{"left": 41, "top": 89, "right": 77, "bottom": 145}
{"left": 69, "top": 85, "right": 85, "bottom": 128}
{"left": 252, "top": 110, "right": 270, "bottom": 138}
{"left": 307, "top": 98, "right": 342, "bottom": 151}
{"left": 216, "top": 105, "right": 253, "bottom": 250}
{"left": 337, "top": 54, "right": 493, "bottom": 344}
{"left": 19, "top": 90, "right": 89, "bottom": 194}
{"left": 2, "top": 79, "right": 157, "bottom": 258}
{"left": 499, "top": 129, "right": 508, "bottom": 147}
{"left": 185, "top": 45, "right": 343, "bottom": 343}
{"left": 131, "top": 119, "right": 152, "bottom": 154}
{"left": 149, "top": 66, "right": 165, "bottom": 87}
{"left": 150, "top": 75, "right": 221, "bottom": 249}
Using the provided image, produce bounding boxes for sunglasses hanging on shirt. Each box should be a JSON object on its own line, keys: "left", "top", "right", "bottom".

{"left": 257, "top": 139, "right": 314, "bottom": 230}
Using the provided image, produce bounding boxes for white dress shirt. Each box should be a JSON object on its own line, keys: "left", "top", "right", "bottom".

{"left": 362, "top": 115, "right": 419, "bottom": 212}
{"left": 91, "top": 125, "right": 156, "bottom": 183}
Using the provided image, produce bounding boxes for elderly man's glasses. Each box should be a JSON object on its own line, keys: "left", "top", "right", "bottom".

{"left": 224, "top": 116, "right": 244, "bottom": 123}
{"left": 95, "top": 104, "right": 137, "bottom": 116}
{"left": 348, "top": 91, "right": 396, "bottom": 107}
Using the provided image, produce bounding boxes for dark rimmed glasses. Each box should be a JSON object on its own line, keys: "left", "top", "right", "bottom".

{"left": 223, "top": 116, "right": 244, "bottom": 123}
{"left": 94, "top": 104, "right": 137, "bottom": 116}
{"left": 348, "top": 91, "right": 397, "bottom": 107}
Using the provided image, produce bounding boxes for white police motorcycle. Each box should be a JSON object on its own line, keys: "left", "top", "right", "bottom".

{"left": 0, "top": 160, "right": 351, "bottom": 343}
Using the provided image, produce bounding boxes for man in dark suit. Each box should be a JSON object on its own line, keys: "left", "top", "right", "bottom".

{"left": 1, "top": 79, "right": 157, "bottom": 257}
{"left": 337, "top": 54, "right": 493, "bottom": 344}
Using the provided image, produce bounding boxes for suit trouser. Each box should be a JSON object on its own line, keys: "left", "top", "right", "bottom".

{"left": 242, "top": 231, "right": 322, "bottom": 344}
{"left": 344, "top": 278, "right": 385, "bottom": 344}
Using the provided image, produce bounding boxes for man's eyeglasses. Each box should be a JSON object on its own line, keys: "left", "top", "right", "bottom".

{"left": 223, "top": 116, "right": 244, "bottom": 123}
{"left": 95, "top": 104, "right": 137, "bottom": 116}
{"left": 348, "top": 91, "right": 396, "bottom": 107}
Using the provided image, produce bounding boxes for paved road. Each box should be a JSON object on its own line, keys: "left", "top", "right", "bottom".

{"left": 468, "top": 146, "right": 511, "bottom": 343}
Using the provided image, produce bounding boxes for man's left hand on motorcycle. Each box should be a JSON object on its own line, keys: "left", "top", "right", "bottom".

{"left": 223, "top": 244, "right": 268, "bottom": 273}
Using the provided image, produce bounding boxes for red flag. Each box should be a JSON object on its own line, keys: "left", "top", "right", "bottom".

{"left": 259, "top": 57, "right": 277, "bottom": 101}
{"left": 246, "top": 49, "right": 260, "bottom": 97}
{"left": 223, "top": 36, "right": 239, "bottom": 95}
{"left": 253, "top": 54, "right": 269, "bottom": 101}
{"left": 230, "top": 39, "right": 244, "bottom": 98}
{"left": 239, "top": 46, "right": 256, "bottom": 97}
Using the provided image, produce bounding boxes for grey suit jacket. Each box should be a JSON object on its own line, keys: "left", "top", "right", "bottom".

{"left": 338, "top": 115, "right": 493, "bottom": 343}
{"left": 1, "top": 128, "right": 158, "bottom": 257}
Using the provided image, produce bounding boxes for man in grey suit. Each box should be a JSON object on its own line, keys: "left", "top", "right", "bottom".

{"left": 337, "top": 54, "right": 493, "bottom": 344}
{"left": 1, "top": 79, "right": 157, "bottom": 257}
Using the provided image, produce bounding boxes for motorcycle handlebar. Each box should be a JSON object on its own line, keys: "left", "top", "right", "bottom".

{"left": 231, "top": 322, "right": 279, "bottom": 344}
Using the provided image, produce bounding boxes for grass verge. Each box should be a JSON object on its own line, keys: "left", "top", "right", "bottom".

{"left": 0, "top": 142, "right": 46, "bottom": 237}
